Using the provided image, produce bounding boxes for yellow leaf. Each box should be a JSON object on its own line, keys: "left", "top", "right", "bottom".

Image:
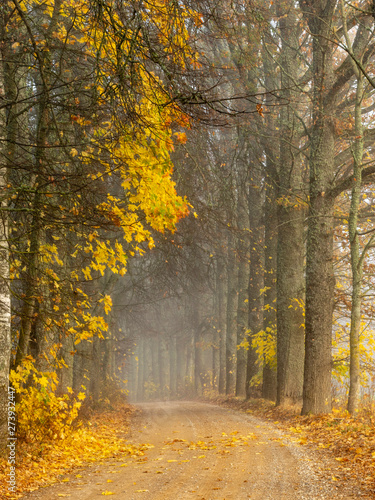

{"left": 38, "top": 375, "right": 49, "bottom": 388}
{"left": 175, "top": 132, "right": 187, "bottom": 144}
{"left": 102, "top": 492, "right": 115, "bottom": 496}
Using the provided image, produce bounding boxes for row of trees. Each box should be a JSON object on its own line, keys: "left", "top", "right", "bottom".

{"left": 2, "top": 0, "right": 375, "bottom": 453}
{"left": 123, "top": 0, "right": 375, "bottom": 416}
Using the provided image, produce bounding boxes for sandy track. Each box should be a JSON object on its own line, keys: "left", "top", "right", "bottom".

{"left": 21, "top": 401, "right": 368, "bottom": 499}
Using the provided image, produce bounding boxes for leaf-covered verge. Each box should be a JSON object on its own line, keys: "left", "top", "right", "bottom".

{"left": 0, "top": 401, "right": 150, "bottom": 499}
{"left": 207, "top": 396, "right": 375, "bottom": 497}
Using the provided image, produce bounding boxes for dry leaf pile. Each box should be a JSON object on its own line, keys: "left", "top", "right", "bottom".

{"left": 0, "top": 404, "right": 149, "bottom": 498}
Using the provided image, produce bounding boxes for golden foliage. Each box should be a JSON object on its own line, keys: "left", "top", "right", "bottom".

{"left": 0, "top": 397, "right": 149, "bottom": 498}
{"left": 9, "top": 357, "right": 84, "bottom": 442}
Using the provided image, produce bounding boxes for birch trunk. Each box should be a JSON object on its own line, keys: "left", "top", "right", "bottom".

{"left": 0, "top": 38, "right": 11, "bottom": 454}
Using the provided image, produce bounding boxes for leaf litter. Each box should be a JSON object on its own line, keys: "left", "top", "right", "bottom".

{"left": 0, "top": 403, "right": 152, "bottom": 498}
{"left": 208, "top": 395, "right": 375, "bottom": 497}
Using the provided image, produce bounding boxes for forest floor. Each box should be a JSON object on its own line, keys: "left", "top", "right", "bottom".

{"left": 17, "top": 400, "right": 374, "bottom": 500}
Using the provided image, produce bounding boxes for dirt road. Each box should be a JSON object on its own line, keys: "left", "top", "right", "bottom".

{"left": 22, "top": 401, "right": 368, "bottom": 499}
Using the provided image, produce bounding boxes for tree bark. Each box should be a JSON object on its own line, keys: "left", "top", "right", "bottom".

{"left": 169, "top": 335, "right": 177, "bottom": 398}
{"left": 176, "top": 333, "right": 185, "bottom": 395}
{"left": 246, "top": 161, "right": 264, "bottom": 398}
{"left": 261, "top": 65, "right": 279, "bottom": 401}
{"left": 262, "top": 170, "right": 278, "bottom": 401}
{"left": 137, "top": 336, "right": 145, "bottom": 401}
{"left": 226, "top": 229, "right": 238, "bottom": 394}
{"left": 216, "top": 253, "right": 227, "bottom": 394}
{"left": 58, "top": 335, "right": 74, "bottom": 395}
{"left": 90, "top": 336, "right": 101, "bottom": 404}
{"left": 301, "top": 0, "right": 338, "bottom": 414}
{"left": 235, "top": 193, "right": 250, "bottom": 398}
{"left": 276, "top": 0, "right": 305, "bottom": 406}
{"left": 347, "top": 72, "right": 365, "bottom": 414}
{"left": 0, "top": 36, "right": 11, "bottom": 454}
{"left": 151, "top": 336, "right": 160, "bottom": 395}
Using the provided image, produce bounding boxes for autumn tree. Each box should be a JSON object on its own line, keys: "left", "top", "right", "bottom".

{"left": 0, "top": 10, "right": 12, "bottom": 455}
{"left": 0, "top": 0, "right": 214, "bottom": 451}
{"left": 275, "top": 0, "right": 306, "bottom": 406}
{"left": 299, "top": 0, "right": 375, "bottom": 414}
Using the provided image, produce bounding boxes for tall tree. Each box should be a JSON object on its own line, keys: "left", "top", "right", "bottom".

{"left": 276, "top": 0, "right": 306, "bottom": 406}
{"left": 299, "top": 0, "right": 339, "bottom": 414}
{"left": 246, "top": 156, "right": 264, "bottom": 398}
{"left": 300, "top": 0, "right": 375, "bottom": 414}
{"left": 0, "top": 12, "right": 12, "bottom": 453}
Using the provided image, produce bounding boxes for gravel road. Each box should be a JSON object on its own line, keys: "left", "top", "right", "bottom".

{"left": 21, "top": 401, "right": 370, "bottom": 499}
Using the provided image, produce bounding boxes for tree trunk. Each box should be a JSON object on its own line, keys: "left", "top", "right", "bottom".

{"left": 276, "top": 1, "right": 305, "bottom": 406}
{"left": 212, "top": 327, "right": 219, "bottom": 391}
{"left": 90, "top": 336, "right": 101, "bottom": 404}
{"left": 159, "top": 334, "right": 168, "bottom": 398}
{"left": 262, "top": 177, "right": 278, "bottom": 401}
{"left": 261, "top": 104, "right": 278, "bottom": 401}
{"left": 226, "top": 230, "right": 238, "bottom": 395}
{"left": 301, "top": 1, "right": 338, "bottom": 414}
{"left": 73, "top": 339, "right": 90, "bottom": 393}
{"left": 137, "top": 336, "right": 145, "bottom": 401}
{"left": 216, "top": 253, "right": 227, "bottom": 394}
{"left": 14, "top": 66, "right": 50, "bottom": 369}
{"left": 235, "top": 194, "right": 250, "bottom": 398}
{"left": 192, "top": 295, "right": 203, "bottom": 396}
{"left": 169, "top": 336, "right": 177, "bottom": 398}
{"left": 348, "top": 72, "right": 364, "bottom": 414}
{"left": 176, "top": 334, "right": 185, "bottom": 395}
{"left": 0, "top": 40, "right": 11, "bottom": 454}
{"left": 277, "top": 200, "right": 305, "bottom": 406}
{"left": 246, "top": 162, "right": 264, "bottom": 398}
{"left": 151, "top": 336, "right": 160, "bottom": 396}
{"left": 58, "top": 335, "right": 74, "bottom": 395}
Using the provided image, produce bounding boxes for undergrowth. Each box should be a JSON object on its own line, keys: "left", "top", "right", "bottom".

{"left": 0, "top": 358, "right": 145, "bottom": 499}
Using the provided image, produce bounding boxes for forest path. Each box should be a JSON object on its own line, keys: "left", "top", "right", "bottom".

{"left": 22, "top": 401, "right": 366, "bottom": 499}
